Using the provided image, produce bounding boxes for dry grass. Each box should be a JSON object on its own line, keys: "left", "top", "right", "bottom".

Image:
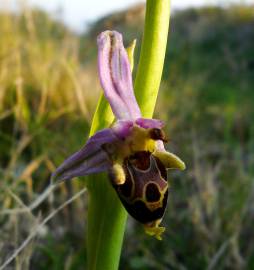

{"left": 0, "top": 4, "right": 95, "bottom": 269}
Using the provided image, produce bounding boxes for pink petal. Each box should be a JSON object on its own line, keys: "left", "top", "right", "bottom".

{"left": 135, "top": 118, "right": 165, "bottom": 129}
{"left": 97, "top": 31, "right": 141, "bottom": 120}
{"left": 112, "top": 120, "right": 134, "bottom": 140}
{"left": 52, "top": 129, "right": 119, "bottom": 182}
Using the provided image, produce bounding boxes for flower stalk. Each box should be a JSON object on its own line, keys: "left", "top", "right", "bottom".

{"left": 135, "top": 0, "right": 170, "bottom": 118}
{"left": 87, "top": 1, "right": 171, "bottom": 269}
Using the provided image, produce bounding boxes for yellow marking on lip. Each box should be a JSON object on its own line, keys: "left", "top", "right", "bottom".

{"left": 144, "top": 219, "right": 165, "bottom": 240}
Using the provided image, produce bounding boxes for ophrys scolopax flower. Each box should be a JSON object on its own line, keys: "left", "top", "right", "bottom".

{"left": 52, "top": 31, "right": 185, "bottom": 240}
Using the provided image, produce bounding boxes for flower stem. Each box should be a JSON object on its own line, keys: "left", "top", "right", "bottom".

{"left": 135, "top": 0, "right": 171, "bottom": 118}
{"left": 86, "top": 1, "right": 171, "bottom": 269}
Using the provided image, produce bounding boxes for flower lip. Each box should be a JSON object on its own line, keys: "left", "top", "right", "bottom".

{"left": 114, "top": 152, "right": 168, "bottom": 225}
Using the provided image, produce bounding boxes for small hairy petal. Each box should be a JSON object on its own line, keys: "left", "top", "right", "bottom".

{"left": 154, "top": 141, "right": 186, "bottom": 170}
{"left": 135, "top": 118, "right": 164, "bottom": 129}
{"left": 153, "top": 150, "right": 186, "bottom": 171}
{"left": 97, "top": 31, "right": 141, "bottom": 120}
{"left": 51, "top": 129, "right": 119, "bottom": 182}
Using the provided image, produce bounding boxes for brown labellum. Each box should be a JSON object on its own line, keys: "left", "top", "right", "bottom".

{"left": 110, "top": 151, "right": 168, "bottom": 225}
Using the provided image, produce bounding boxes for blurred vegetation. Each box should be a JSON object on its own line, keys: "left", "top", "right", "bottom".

{"left": 0, "top": 3, "right": 254, "bottom": 270}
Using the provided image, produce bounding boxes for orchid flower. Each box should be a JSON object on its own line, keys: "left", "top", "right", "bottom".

{"left": 52, "top": 30, "right": 185, "bottom": 240}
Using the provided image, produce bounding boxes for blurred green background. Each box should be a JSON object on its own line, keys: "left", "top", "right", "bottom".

{"left": 0, "top": 3, "right": 254, "bottom": 270}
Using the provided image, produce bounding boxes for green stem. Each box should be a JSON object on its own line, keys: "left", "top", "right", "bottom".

{"left": 86, "top": 1, "right": 170, "bottom": 269}
{"left": 135, "top": 0, "right": 170, "bottom": 118}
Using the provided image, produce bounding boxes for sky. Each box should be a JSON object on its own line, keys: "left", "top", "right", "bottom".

{"left": 1, "top": 0, "right": 252, "bottom": 32}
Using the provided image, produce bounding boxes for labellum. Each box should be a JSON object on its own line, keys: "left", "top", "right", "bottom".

{"left": 102, "top": 126, "right": 178, "bottom": 240}
{"left": 111, "top": 151, "right": 168, "bottom": 228}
